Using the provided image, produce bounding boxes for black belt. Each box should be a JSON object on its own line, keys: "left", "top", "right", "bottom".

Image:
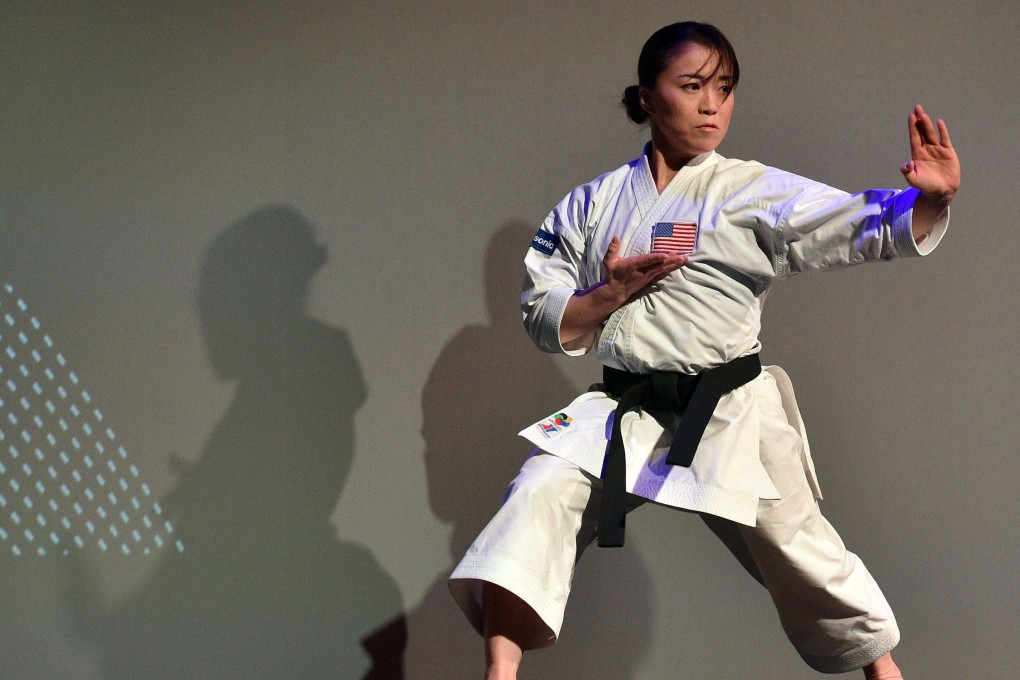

{"left": 597, "top": 353, "right": 762, "bottom": 547}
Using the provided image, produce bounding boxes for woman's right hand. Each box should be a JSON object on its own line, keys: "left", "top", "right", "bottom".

{"left": 559, "top": 237, "right": 687, "bottom": 346}
{"left": 602, "top": 236, "right": 688, "bottom": 304}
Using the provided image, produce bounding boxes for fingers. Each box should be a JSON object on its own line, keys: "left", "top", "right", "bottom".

{"left": 603, "top": 236, "right": 621, "bottom": 264}
{"left": 910, "top": 104, "right": 952, "bottom": 148}
{"left": 640, "top": 257, "right": 688, "bottom": 286}
{"left": 651, "top": 258, "right": 688, "bottom": 278}
{"left": 910, "top": 105, "right": 939, "bottom": 146}
{"left": 898, "top": 105, "right": 960, "bottom": 196}
{"left": 661, "top": 254, "right": 689, "bottom": 271}
{"left": 634, "top": 253, "right": 687, "bottom": 274}
{"left": 905, "top": 105, "right": 957, "bottom": 183}
{"left": 907, "top": 109, "right": 922, "bottom": 152}
{"left": 918, "top": 114, "right": 939, "bottom": 145}
{"left": 608, "top": 249, "right": 685, "bottom": 272}
{"left": 937, "top": 118, "right": 953, "bottom": 148}
{"left": 604, "top": 250, "right": 687, "bottom": 296}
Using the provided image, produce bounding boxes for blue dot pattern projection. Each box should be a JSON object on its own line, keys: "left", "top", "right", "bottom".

{"left": 0, "top": 283, "right": 182, "bottom": 556}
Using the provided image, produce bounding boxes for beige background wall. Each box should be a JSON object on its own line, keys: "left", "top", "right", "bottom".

{"left": 2, "top": 1, "right": 1017, "bottom": 678}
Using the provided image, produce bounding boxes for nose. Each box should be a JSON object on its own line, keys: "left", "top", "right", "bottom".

{"left": 699, "top": 89, "right": 719, "bottom": 115}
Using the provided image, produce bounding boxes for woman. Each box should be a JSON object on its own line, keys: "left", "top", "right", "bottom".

{"left": 450, "top": 22, "right": 959, "bottom": 680}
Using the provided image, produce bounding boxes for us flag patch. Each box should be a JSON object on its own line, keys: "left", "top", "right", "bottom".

{"left": 651, "top": 222, "right": 699, "bottom": 254}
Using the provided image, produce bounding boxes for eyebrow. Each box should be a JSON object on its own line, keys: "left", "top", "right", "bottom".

{"left": 677, "top": 73, "right": 733, "bottom": 82}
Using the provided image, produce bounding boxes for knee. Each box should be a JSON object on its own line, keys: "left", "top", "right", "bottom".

{"left": 504, "top": 453, "right": 594, "bottom": 525}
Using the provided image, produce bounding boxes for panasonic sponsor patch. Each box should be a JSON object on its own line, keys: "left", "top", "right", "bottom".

{"left": 530, "top": 229, "right": 559, "bottom": 256}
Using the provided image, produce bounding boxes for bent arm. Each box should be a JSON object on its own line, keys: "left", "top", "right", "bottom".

{"left": 560, "top": 238, "right": 687, "bottom": 345}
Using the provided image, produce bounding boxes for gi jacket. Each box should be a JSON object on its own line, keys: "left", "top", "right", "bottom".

{"left": 519, "top": 149, "right": 947, "bottom": 525}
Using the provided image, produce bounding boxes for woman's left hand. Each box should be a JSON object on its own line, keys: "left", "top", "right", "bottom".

{"left": 900, "top": 104, "right": 960, "bottom": 203}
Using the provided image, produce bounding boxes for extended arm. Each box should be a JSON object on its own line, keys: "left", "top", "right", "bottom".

{"left": 900, "top": 104, "right": 960, "bottom": 242}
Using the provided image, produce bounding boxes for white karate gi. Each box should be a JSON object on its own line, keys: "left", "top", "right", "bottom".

{"left": 450, "top": 148, "right": 948, "bottom": 673}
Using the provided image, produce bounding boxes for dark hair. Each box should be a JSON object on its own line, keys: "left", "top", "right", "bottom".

{"left": 622, "top": 22, "right": 740, "bottom": 124}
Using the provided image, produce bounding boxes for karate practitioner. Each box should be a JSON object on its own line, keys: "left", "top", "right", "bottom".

{"left": 449, "top": 21, "right": 959, "bottom": 680}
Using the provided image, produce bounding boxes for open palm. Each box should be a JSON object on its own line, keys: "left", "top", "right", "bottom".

{"left": 900, "top": 104, "right": 960, "bottom": 202}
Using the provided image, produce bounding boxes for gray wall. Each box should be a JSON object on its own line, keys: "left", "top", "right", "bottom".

{"left": 1, "top": 1, "right": 1017, "bottom": 678}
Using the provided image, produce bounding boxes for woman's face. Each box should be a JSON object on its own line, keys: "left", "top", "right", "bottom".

{"left": 640, "top": 41, "right": 734, "bottom": 161}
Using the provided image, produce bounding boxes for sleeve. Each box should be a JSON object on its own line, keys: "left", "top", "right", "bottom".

{"left": 521, "top": 189, "right": 595, "bottom": 355}
{"left": 765, "top": 174, "right": 949, "bottom": 278}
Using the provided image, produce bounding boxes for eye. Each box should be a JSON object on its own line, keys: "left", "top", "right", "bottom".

{"left": 720, "top": 85, "right": 732, "bottom": 93}
{"left": 682, "top": 82, "right": 701, "bottom": 91}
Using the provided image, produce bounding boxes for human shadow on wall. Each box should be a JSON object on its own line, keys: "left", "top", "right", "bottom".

{"left": 71, "top": 205, "right": 404, "bottom": 679}
{"left": 402, "top": 223, "right": 654, "bottom": 678}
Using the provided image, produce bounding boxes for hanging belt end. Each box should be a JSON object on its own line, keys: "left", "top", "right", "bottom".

{"left": 597, "top": 516, "right": 626, "bottom": 548}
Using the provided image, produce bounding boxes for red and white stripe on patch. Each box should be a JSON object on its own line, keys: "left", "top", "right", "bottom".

{"left": 650, "top": 221, "right": 699, "bottom": 254}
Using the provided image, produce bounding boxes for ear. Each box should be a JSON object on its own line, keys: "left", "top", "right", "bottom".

{"left": 638, "top": 87, "right": 655, "bottom": 117}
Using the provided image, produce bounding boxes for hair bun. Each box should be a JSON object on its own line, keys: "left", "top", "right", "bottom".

{"left": 621, "top": 85, "right": 649, "bottom": 125}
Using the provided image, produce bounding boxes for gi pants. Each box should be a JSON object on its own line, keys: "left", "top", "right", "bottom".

{"left": 449, "top": 428, "right": 899, "bottom": 674}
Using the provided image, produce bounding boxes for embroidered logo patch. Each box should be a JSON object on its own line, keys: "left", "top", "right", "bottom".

{"left": 537, "top": 412, "right": 573, "bottom": 437}
{"left": 530, "top": 228, "right": 559, "bottom": 256}
{"left": 651, "top": 222, "right": 699, "bottom": 254}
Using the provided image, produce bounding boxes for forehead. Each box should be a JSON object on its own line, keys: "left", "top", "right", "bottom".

{"left": 663, "top": 42, "right": 730, "bottom": 78}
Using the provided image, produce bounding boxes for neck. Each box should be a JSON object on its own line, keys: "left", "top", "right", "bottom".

{"left": 646, "top": 136, "right": 705, "bottom": 193}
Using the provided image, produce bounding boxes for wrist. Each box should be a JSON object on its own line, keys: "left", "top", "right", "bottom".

{"left": 575, "top": 280, "right": 628, "bottom": 309}
{"left": 923, "top": 189, "right": 955, "bottom": 206}
{"left": 591, "top": 280, "right": 631, "bottom": 309}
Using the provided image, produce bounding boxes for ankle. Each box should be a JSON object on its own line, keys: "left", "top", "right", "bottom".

{"left": 864, "top": 670, "right": 903, "bottom": 680}
{"left": 484, "top": 658, "right": 519, "bottom": 680}
{"left": 863, "top": 652, "right": 903, "bottom": 680}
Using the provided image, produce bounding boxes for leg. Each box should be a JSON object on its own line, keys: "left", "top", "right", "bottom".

{"left": 708, "top": 372, "right": 901, "bottom": 674}
{"left": 449, "top": 452, "right": 603, "bottom": 676}
{"left": 482, "top": 583, "right": 539, "bottom": 680}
